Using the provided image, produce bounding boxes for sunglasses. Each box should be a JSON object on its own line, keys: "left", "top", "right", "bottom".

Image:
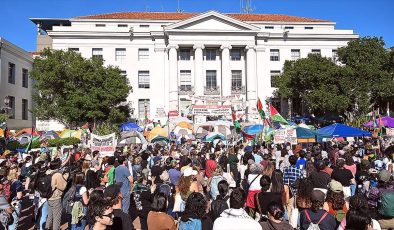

{"left": 102, "top": 213, "right": 114, "bottom": 219}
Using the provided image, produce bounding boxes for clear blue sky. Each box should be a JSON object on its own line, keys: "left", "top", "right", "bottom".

{"left": 1, "top": 0, "right": 393, "bottom": 51}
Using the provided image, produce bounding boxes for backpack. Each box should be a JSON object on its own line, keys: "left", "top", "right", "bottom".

{"left": 37, "top": 173, "right": 55, "bottom": 199}
{"left": 1, "top": 179, "right": 12, "bottom": 202}
{"left": 378, "top": 190, "right": 394, "bottom": 217}
{"left": 0, "top": 209, "right": 13, "bottom": 227}
{"left": 62, "top": 185, "right": 77, "bottom": 214}
{"left": 333, "top": 209, "right": 346, "bottom": 223}
{"left": 210, "top": 196, "right": 229, "bottom": 221}
{"left": 304, "top": 210, "right": 328, "bottom": 230}
{"left": 210, "top": 176, "right": 225, "bottom": 200}
{"left": 178, "top": 218, "right": 202, "bottom": 230}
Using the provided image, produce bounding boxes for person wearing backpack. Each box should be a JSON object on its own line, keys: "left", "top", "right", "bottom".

{"left": 69, "top": 172, "right": 89, "bottom": 230}
{"left": 323, "top": 180, "right": 348, "bottom": 224}
{"left": 208, "top": 167, "right": 226, "bottom": 200}
{"left": 299, "top": 190, "right": 336, "bottom": 230}
{"left": 209, "top": 180, "right": 230, "bottom": 221}
{"left": 44, "top": 159, "right": 69, "bottom": 230}
{"left": 0, "top": 176, "right": 13, "bottom": 230}
{"left": 375, "top": 170, "right": 394, "bottom": 229}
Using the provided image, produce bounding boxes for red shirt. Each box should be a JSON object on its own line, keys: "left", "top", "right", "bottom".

{"left": 205, "top": 160, "right": 217, "bottom": 178}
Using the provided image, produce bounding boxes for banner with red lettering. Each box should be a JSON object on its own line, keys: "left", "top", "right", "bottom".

{"left": 91, "top": 133, "right": 116, "bottom": 157}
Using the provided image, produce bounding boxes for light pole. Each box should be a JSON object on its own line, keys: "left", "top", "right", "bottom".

{"left": 1, "top": 96, "right": 11, "bottom": 145}
{"left": 144, "top": 101, "right": 148, "bottom": 124}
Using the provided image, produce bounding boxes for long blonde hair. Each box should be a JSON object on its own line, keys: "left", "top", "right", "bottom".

{"left": 8, "top": 167, "right": 19, "bottom": 181}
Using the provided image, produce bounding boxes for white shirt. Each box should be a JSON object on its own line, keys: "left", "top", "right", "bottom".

{"left": 213, "top": 208, "right": 262, "bottom": 230}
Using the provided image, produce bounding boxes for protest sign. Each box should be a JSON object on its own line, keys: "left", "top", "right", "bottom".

{"left": 274, "top": 128, "right": 297, "bottom": 145}
{"left": 91, "top": 133, "right": 117, "bottom": 157}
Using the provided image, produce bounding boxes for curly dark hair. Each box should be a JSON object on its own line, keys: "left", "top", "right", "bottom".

{"left": 296, "top": 178, "right": 313, "bottom": 208}
{"left": 178, "top": 175, "right": 192, "bottom": 196}
{"left": 87, "top": 198, "right": 112, "bottom": 225}
{"left": 326, "top": 190, "right": 345, "bottom": 210}
{"left": 184, "top": 192, "right": 207, "bottom": 218}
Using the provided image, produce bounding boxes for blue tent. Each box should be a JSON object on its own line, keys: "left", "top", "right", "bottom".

{"left": 296, "top": 127, "right": 318, "bottom": 139}
{"left": 317, "top": 123, "right": 371, "bottom": 138}
{"left": 243, "top": 124, "right": 263, "bottom": 135}
{"left": 120, "top": 122, "right": 143, "bottom": 132}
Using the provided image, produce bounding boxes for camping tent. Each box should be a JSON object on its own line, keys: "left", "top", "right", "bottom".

{"left": 147, "top": 126, "right": 168, "bottom": 141}
{"left": 296, "top": 127, "right": 319, "bottom": 143}
{"left": 204, "top": 132, "right": 226, "bottom": 142}
{"left": 317, "top": 123, "right": 371, "bottom": 138}
{"left": 120, "top": 122, "right": 143, "bottom": 132}
{"left": 243, "top": 124, "right": 264, "bottom": 135}
{"left": 364, "top": 116, "right": 394, "bottom": 128}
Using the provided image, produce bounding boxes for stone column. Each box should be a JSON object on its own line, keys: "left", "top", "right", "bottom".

{"left": 168, "top": 44, "right": 179, "bottom": 112}
{"left": 221, "top": 45, "right": 232, "bottom": 96}
{"left": 193, "top": 44, "right": 204, "bottom": 96}
{"left": 255, "top": 46, "right": 266, "bottom": 100}
{"left": 246, "top": 45, "right": 257, "bottom": 107}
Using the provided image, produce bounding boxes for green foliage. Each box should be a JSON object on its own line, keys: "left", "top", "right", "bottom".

{"left": 0, "top": 114, "right": 8, "bottom": 123}
{"left": 93, "top": 122, "right": 119, "bottom": 136}
{"left": 30, "top": 48, "right": 132, "bottom": 126}
{"left": 275, "top": 37, "right": 394, "bottom": 119}
{"left": 7, "top": 137, "right": 80, "bottom": 150}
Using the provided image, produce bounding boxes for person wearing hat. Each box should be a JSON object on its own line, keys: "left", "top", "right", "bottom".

{"left": 299, "top": 190, "right": 336, "bottom": 230}
{"left": 205, "top": 153, "right": 218, "bottom": 179}
{"left": 331, "top": 158, "right": 355, "bottom": 198}
{"left": 242, "top": 146, "right": 255, "bottom": 166}
{"left": 151, "top": 156, "right": 163, "bottom": 183}
{"left": 104, "top": 184, "right": 134, "bottom": 230}
{"left": 323, "top": 180, "right": 348, "bottom": 223}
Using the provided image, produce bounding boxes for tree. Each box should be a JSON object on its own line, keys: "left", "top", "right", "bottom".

{"left": 30, "top": 48, "right": 132, "bottom": 126}
{"left": 274, "top": 54, "right": 351, "bottom": 116}
{"left": 337, "top": 37, "right": 393, "bottom": 116}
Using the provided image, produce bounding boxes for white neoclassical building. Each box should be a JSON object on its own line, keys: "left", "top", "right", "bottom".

{"left": 0, "top": 37, "right": 34, "bottom": 129}
{"left": 31, "top": 11, "right": 358, "bottom": 122}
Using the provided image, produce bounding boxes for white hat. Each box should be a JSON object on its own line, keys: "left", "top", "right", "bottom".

{"left": 183, "top": 167, "right": 197, "bottom": 177}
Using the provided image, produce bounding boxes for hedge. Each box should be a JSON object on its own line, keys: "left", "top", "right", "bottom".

{"left": 7, "top": 137, "right": 81, "bottom": 150}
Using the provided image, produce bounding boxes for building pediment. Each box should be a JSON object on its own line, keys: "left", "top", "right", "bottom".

{"left": 165, "top": 10, "right": 259, "bottom": 32}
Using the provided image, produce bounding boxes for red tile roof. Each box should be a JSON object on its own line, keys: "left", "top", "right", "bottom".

{"left": 76, "top": 12, "right": 329, "bottom": 22}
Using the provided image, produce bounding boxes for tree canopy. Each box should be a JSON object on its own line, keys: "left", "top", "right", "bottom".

{"left": 30, "top": 48, "right": 132, "bottom": 126}
{"left": 274, "top": 37, "right": 394, "bottom": 119}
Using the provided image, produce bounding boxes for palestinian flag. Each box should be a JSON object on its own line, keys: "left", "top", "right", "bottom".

{"left": 242, "top": 130, "right": 256, "bottom": 141}
{"left": 232, "top": 110, "right": 241, "bottom": 131}
{"left": 263, "top": 119, "right": 270, "bottom": 135}
{"left": 269, "top": 104, "right": 288, "bottom": 124}
{"left": 256, "top": 98, "right": 266, "bottom": 119}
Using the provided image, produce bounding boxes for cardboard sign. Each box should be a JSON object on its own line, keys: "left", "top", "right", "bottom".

{"left": 91, "top": 133, "right": 116, "bottom": 157}
{"left": 274, "top": 128, "right": 297, "bottom": 145}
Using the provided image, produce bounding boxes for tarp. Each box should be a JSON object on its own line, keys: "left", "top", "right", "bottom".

{"left": 120, "top": 122, "right": 143, "bottom": 132}
{"left": 205, "top": 132, "right": 226, "bottom": 142}
{"left": 15, "top": 128, "right": 40, "bottom": 137}
{"left": 147, "top": 126, "right": 168, "bottom": 141}
{"left": 296, "top": 127, "right": 318, "bottom": 139}
{"left": 317, "top": 123, "right": 371, "bottom": 138}
{"left": 244, "top": 124, "right": 264, "bottom": 135}
{"left": 59, "top": 129, "right": 75, "bottom": 138}
{"left": 364, "top": 116, "right": 394, "bottom": 128}
{"left": 176, "top": 121, "right": 193, "bottom": 129}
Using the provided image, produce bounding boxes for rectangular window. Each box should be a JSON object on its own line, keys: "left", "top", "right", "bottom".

{"left": 230, "top": 49, "right": 241, "bottom": 61}
{"left": 206, "top": 70, "right": 217, "bottom": 88}
{"left": 22, "top": 99, "right": 28, "bottom": 120}
{"left": 332, "top": 49, "right": 338, "bottom": 61}
{"left": 8, "top": 63, "right": 15, "bottom": 84}
{"left": 138, "top": 71, "right": 150, "bottom": 88}
{"left": 95, "top": 24, "right": 106, "bottom": 27}
{"left": 270, "top": 70, "right": 281, "bottom": 87}
{"left": 140, "top": 25, "right": 150, "bottom": 28}
{"left": 270, "top": 49, "right": 280, "bottom": 61}
{"left": 118, "top": 24, "right": 128, "bottom": 27}
{"left": 120, "top": 70, "right": 127, "bottom": 77}
{"left": 138, "top": 99, "right": 150, "bottom": 118}
{"left": 92, "top": 48, "right": 103, "bottom": 59}
{"left": 22, "top": 68, "right": 28, "bottom": 88}
{"left": 205, "top": 49, "right": 217, "bottom": 61}
{"left": 311, "top": 49, "right": 321, "bottom": 55}
{"left": 305, "top": 26, "right": 314, "bottom": 30}
{"left": 179, "top": 70, "right": 192, "bottom": 91}
{"left": 265, "top": 26, "right": 274, "bottom": 29}
{"left": 291, "top": 49, "right": 300, "bottom": 60}
{"left": 179, "top": 48, "right": 191, "bottom": 61}
{"left": 284, "top": 26, "right": 294, "bottom": 30}
{"left": 115, "top": 48, "right": 126, "bottom": 61}
{"left": 138, "top": 48, "right": 149, "bottom": 60}
{"left": 9, "top": 96, "right": 15, "bottom": 119}
{"left": 68, "top": 48, "right": 79, "bottom": 52}
{"left": 231, "top": 70, "right": 242, "bottom": 89}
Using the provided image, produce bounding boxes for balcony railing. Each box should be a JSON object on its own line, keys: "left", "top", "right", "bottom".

{"left": 178, "top": 86, "right": 194, "bottom": 95}
{"left": 204, "top": 86, "right": 220, "bottom": 95}
{"left": 231, "top": 85, "right": 246, "bottom": 94}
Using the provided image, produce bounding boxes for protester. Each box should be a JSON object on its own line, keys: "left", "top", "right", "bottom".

{"left": 179, "top": 192, "right": 213, "bottom": 230}
{"left": 115, "top": 155, "right": 133, "bottom": 213}
{"left": 104, "top": 184, "right": 134, "bottom": 230}
{"left": 259, "top": 201, "right": 293, "bottom": 230}
{"left": 88, "top": 199, "right": 114, "bottom": 230}
{"left": 147, "top": 192, "right": 176, "bottom": 230}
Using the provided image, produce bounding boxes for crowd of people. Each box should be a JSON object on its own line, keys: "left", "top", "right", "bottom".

{"left": 0, "top": 135, "right": 394, "bottom": 230}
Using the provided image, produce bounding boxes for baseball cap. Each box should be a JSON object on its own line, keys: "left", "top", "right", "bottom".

{"left": 104, "top": 184, "right": 121, "bottom": 200}
{"left": 153, "top": 156, "right": 162, "bottom": 164}
{"left": 311, "top": 190, "right": 325, "bottom": 202}
{"left": 328, "top": 180, "right": 343, "bottom": 193}
{"left": 244, "top": 146, "right": 253, "bottom": 153}
{"left": 160, "top": 170, "right": 170, "bottom": 182}
{"left": 183, "top": 167, "right": 197, "bottom": 177}
{"left": 379, "top": 170, "right": 391, "bottom": 183}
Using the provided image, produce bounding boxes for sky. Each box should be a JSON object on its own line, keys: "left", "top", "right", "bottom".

{"left": 1, "top": 0, "right": 393, "bottom": 51}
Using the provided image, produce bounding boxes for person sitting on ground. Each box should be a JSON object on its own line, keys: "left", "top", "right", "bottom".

{"left": 259, "top": 201, "right": 293, "bottom": 230}
{"left": 213, "top": 188, "right": 262, "bottom": 230}
{"left": 147, "top": 192, "right": 176, "bottom": 230}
